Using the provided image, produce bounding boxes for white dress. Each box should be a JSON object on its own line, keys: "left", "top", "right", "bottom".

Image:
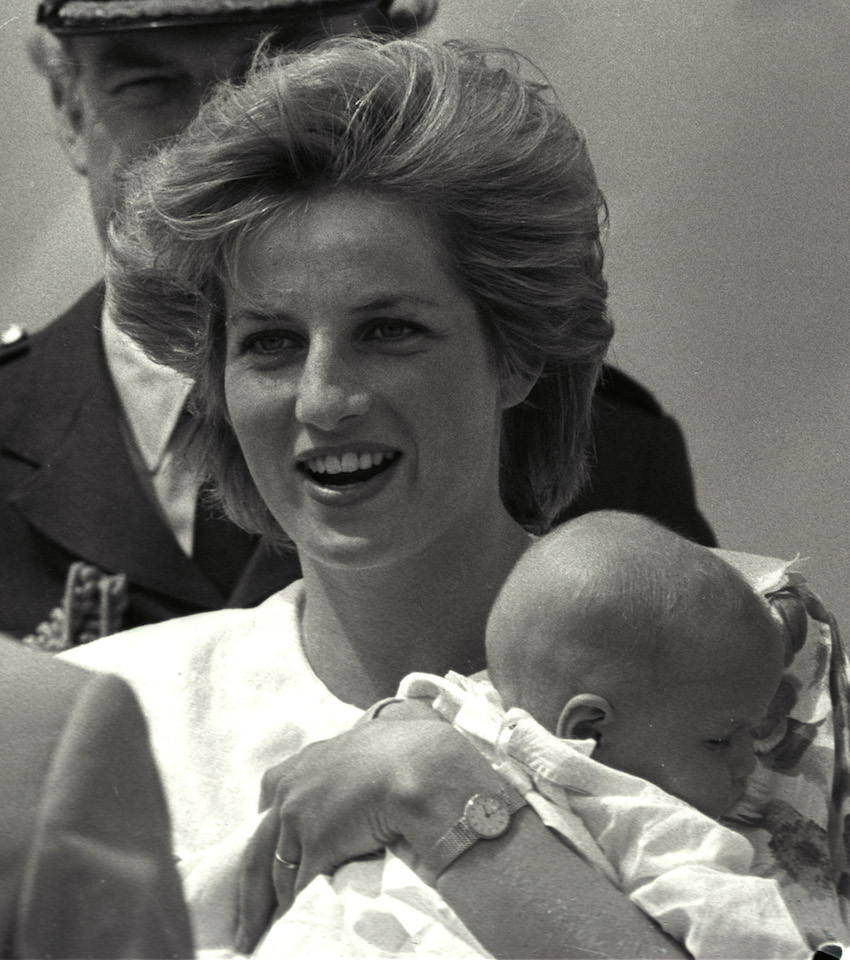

{"left": 63, "top": 580, "right": 489, "bottom": 957}
{"left": 63, "top": 581, "right": 362, "bottom": 857}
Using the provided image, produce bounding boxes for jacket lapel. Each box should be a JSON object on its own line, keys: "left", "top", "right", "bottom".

{"left": 5, "top": 288, "right": 223, "bottom": 609}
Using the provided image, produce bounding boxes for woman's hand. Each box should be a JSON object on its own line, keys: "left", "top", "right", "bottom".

{"left": 234, "top": 702, "right": 686, "bottom": 959}
{"left": 234, "top": 727, "right": 399, "bottom": 954}
{"left": 234, "top": 709, "right": 492, "bottom": 954}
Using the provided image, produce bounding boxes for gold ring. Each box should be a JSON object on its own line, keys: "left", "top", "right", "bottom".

{"left": 274, "top": 852, "right": 300, "bottom": 870}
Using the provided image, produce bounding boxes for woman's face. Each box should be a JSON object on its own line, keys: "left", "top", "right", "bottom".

{"left": 224, "top": 189, "right": 524, "bottom": 569}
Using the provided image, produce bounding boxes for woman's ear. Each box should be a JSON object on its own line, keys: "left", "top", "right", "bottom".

{"left": 498, "top": 361, "right": 542, "bottom": 410}
{"left": 555, "top": 693, "right": 615, "bottom": 742}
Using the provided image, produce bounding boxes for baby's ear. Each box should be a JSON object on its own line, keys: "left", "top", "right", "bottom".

{"left": 555, "top": 694, "right": 614, "bottom": 741}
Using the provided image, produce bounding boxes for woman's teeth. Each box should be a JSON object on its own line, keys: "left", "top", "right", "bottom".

{"left": 304, "top": 451, "right": 398, "bottom": 483}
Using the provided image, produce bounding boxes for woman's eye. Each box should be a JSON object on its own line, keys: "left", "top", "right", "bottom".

{"left": 243, "top": 331, "right": 298, "bottom": 355}
{"left": 367, "top": 321, "right": 419, "bottom": 342}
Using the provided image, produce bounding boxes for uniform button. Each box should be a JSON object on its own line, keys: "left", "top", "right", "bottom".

{"left": 1, "top": 325, "right": 26, "bottom": 346}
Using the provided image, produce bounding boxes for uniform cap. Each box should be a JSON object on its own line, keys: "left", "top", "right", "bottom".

{"left": 37, "top": 0, "right": 385, "bottom": 34}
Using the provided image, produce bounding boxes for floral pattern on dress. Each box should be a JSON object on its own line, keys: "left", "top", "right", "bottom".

{"left": 720, "top": 566, "right": 850, "bottom": 946}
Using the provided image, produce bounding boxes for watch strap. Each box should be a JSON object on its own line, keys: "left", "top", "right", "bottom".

{"left": 422, "top": 784, "right": 528, "bottom": 879}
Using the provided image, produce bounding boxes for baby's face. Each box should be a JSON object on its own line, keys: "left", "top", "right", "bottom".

{"left": 594, "top": 645, "right": 783, "bottom": 820}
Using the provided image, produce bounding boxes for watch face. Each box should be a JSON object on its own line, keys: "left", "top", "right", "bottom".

{"left": 465, "top": 794, "right": 511, "bottom": 838}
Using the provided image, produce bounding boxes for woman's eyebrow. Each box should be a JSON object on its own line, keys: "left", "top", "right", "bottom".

{"left": 227, "top": 295, "right": 441, "bottom": 326}
{"left": 227, "top": 307, "right": 297, "bottom": 327}
{"left": 350, "top": 294, "right": 439, "bottom": 314}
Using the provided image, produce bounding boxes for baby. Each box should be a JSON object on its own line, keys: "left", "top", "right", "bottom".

{"left": 486, "top": 509, "right": 786, "bottom": 820}
{"left": 320, "top": 512, "right": 808, "bottom": 958}
{"left": 194, "top": 512, "right": 832, "bottom": 958}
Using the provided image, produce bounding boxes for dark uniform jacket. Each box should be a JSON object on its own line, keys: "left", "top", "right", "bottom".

{"left": 0, "top": 639, "right": 193, "bottom": 959}
{"left": 0, "top": 285, "right": 714, "bottom": 641}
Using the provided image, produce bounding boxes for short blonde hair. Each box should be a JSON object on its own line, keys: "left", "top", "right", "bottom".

{"left": 108, "top": 37, "right": 612, "bottom": 545}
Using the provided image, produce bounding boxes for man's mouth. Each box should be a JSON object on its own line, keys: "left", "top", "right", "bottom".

{"left": 300, "top": 450, "right": 400, "bottom": 486}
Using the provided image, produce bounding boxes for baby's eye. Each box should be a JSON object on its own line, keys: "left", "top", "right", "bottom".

{"left": 705, "top": 738, "right": 731, "bottom": 751}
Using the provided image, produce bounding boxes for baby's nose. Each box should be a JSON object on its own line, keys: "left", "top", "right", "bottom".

{"left": 732, "top": 736, "right": 757, "bottom": 781}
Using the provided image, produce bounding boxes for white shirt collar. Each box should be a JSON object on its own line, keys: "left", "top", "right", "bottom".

{"left": 101, "top": 303, "right": 194, "bottom": 473}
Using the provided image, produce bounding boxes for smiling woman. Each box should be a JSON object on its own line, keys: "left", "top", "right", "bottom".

{"left": 224, "top": 189, "right": 526, "bottom": 571}
{"left": 62, "top": 36, "right": 704, "bottom": 959}
{"left": 107, "top": 36, "right": 611, "bottom": 546}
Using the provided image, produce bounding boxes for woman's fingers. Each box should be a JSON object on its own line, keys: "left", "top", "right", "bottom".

{"left": 236, "top": 721, "right": 457, "bottom": 954}
{"left": 272, "top": 841, "right": 303, "bottom": 907}
{"left": 234, "top": 807, "right": 280, "bottom": 955}
{"left": 258, "top": 757, "right": 291, "bottom": 812}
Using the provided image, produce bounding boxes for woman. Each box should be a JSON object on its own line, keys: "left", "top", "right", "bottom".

{"left": 66, "top": 36, "right": 689, "bottom": 956}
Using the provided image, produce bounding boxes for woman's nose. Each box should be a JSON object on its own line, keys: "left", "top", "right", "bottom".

{"left": 294, "top": 346, "right": 371, "bottom": 430}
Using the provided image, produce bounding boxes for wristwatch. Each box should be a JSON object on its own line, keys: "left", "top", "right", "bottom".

{"left": 422, "top": 785, "right": 528, "bottom": 879}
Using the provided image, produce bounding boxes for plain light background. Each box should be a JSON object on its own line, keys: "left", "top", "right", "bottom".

{"left": 1, "top": 0, "right": 848, "bottom": 629}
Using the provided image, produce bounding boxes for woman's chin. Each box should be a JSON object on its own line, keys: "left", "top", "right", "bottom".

{"left": 293, "top": 504, "right": 447, "bottom": 573}
{"left": 297, "top": 530, "right": 407, "bottom": 572}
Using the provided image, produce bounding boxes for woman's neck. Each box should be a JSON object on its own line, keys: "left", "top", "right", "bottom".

{"left": 299, "top": 511, "right": 533, "bottom": 709}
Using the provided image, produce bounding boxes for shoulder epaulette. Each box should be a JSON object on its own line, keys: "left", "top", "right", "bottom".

{"left": 595, "top": 364, "right": 663, "bottom": 417}
{"left": 0, "top": 326, "right": 30, "bottom": 365}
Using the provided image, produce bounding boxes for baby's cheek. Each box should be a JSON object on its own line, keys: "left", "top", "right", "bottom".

{"left": 690, "top": 759, "right": 737, "bottom": 819}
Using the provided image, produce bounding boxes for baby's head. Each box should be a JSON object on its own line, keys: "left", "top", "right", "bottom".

{"left": 487, "top": 511, "right": 786, "bottom": 819}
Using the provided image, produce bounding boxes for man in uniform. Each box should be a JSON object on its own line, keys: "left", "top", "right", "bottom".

{"left": 0, "top": 639, "right": 193, "bottom": 958}
{"left": 0, "top": 0, "right": 715, "bottom": 647}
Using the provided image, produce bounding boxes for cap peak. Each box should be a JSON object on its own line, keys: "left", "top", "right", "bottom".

{"left": 37, "top": 0, "right": 381, "bottom": 34}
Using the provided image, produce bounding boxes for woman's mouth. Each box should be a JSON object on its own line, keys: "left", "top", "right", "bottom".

{"left": 300, "top": 450, "right": 400, "bottom": 486}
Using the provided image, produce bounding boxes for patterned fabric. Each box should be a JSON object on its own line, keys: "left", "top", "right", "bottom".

{"left": 726, "top": 567, "right": 850, "bottom": 946}
{"left": 23, "top": 562, "right": 127, "bottom": 651}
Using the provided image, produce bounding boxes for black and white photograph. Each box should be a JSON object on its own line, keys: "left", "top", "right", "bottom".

{"left": 0, "top": 1, "right": 848, "bottom": 956}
